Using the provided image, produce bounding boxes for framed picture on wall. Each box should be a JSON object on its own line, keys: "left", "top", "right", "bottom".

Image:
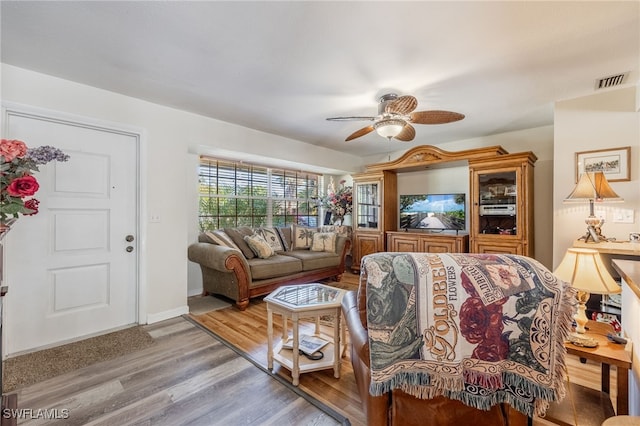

{"left": 575, "top": 146, "right": 630, "bottom": 182}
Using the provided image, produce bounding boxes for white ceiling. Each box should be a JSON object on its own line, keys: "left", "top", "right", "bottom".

{"left": 1, "top": 1, "right": 639, "bottom": 157}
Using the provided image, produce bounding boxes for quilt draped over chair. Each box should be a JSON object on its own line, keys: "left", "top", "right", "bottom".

{"left": 363, "top": 252, "right": 576, "bottom": 417}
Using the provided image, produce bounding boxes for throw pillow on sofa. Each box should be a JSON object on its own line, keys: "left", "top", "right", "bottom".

{"left": 244, "top": 233, "right": 275, "bottom": 259}
{"left": 204, "top": 230, "right": 241, "bottom": 251}
{"left": 291, "top": 224, "right": 317, "bottom": 250}
{"left": 256, "top": 227, "right": 286, "bottom": 253}
{"left": 310, "top": 232, "right": 336, "bottom": 253}
{"left": 224, "top": 227, "right": 256, "bottom": 259}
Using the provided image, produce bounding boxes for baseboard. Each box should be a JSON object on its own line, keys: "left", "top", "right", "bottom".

{"left": 146, "top": 305, "right": 189, "bottom": 324}
{"left": 188, "top": 287, "right": 203, "bottom": 297}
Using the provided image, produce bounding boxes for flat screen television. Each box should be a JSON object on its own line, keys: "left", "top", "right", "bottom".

{"left": 399, "top": 193, "right": 466, "bottom": 230}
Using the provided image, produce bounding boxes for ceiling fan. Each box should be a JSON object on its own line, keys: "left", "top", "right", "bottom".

{"left": 326, "top": 93, "right": 464, "bottom": 142}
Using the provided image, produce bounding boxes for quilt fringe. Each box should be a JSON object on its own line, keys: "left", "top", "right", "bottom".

{"left": 370, "top": 370, "right": 562, "bottom": 417}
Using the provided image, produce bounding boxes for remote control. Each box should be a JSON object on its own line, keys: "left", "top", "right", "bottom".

{"left": 607, "top": 333, "right": 627, "bottom": 344}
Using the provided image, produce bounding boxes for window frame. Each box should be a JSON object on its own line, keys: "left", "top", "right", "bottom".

{"left": 198, "top": 156, "right": 320, "bottom": 231}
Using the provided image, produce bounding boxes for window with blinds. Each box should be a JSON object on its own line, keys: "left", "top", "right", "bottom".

{"left": 198, "top": 157, "right": 320, "bottom": 231}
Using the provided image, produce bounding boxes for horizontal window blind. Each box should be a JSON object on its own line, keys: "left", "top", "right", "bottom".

{"left": 198, "top": 157, "right": 320, "bottom": 230}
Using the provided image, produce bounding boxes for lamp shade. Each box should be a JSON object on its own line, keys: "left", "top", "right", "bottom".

{"left": 554, "top": 248, "right": 621, "bottom": 294}
{"left": 374, "top": 119, "right": 405, "bottom": 139}
{"left": 564, "top": 172, "right": 623, "bottom": 202}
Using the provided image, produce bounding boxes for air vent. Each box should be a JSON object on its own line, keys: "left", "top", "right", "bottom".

{"left": 595, "top": 72, "right": 628, "bottom": 90}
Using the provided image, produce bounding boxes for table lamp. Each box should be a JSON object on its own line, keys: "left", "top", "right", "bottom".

{"left": 554, "top": 247, "right": 621, "bottom": 334}
{"left": 563, "top": 171, "right": 623, "bottom": 243}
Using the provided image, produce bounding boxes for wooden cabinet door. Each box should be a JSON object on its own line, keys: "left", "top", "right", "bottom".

{"left": 352, "top": 233, "right": 383, "bottom": 272}
{"left": 421, "top": 239, "right": 456, "bottom": 253}
{"left": 472, "top": 240, "right": 524, "bottom": 255}
{"left": 387, "top": 232, "right": 469, "bottom": 254}
{"left": 388, "top": 234, "right": 419, "bottom": 252}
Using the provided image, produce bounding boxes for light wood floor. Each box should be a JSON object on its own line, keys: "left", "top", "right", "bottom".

{"left": 10, "top": 317, "right": 343, "bottom": 425}
{"left": 192, "top": 271, "right": 620, "bottom": 426}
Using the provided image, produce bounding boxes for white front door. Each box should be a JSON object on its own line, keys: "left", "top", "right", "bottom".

{"left": 3, "top": 107, "right": 139, "bottom": 355}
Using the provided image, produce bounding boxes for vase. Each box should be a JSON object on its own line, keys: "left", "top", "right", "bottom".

{"left": 342, "top": 214, "right": 352, "bottom": 226}
{"left": 333, "top": 216, "right": 343, "bottom": 226}
{"left": 0, "top": 219, "right": 16, "bottom": 240}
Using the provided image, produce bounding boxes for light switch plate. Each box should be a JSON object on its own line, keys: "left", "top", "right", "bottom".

{"left": 612, "top": 208, "right": 634, "bottom": 223}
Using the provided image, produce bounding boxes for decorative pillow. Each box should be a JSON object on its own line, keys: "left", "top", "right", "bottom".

{"left": 256, "top": 227, "right": 286, "bottom": 253}
{"left": 244, "top": 233, "right": 275, "bottom": 259}
{"left": 320, "top": 225, "right": 352, "bottom": 239}
{"left": 291, "top": 224, "right": 317, "bottom": 250}
{"left": 277, "top": 227, "right": 291, "bottom": 251}
{"left": 204, "top": 230, "right": 241, "bottom": 251}
{"left": 224, "top": 227, "right": 256, "bottom": 259}
{"left": 310, "top": 232, "right": 337, "bottom": 253}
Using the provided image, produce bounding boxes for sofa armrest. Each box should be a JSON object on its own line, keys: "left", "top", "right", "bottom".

{"left": 342, "top": 290, "right": 370, "bottom": 364}
{"left": 188, "top": 242, "right": 253, "bottom": 310}
{"left": 335, "top": 234, "right": 348, "bottom": 255}
{"left": 343, "top": 290, "right": 390, "bottom": 426}
{"left": 188, "top": 242, "right": 250, "bottom": 275}
{"left": 335, "top": 235, "right": 351, "bottom": 273}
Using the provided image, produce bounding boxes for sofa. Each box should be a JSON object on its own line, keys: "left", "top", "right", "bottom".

{"left": 188, "top": 224, "right": 350, "bottom": 310}
{"left": 342, "top": 251, "right": 576, "bottom": 426}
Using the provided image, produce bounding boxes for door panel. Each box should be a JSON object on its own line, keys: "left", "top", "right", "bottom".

{"left": 53, "top": 210, "right": 109, "bottom": 251}
{"left": 3, "top": 108, "right": 139, "bottom": 355}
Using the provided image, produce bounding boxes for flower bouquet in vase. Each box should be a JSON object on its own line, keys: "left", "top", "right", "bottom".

{"left": 320, "top": 179, "right": 353, "bottom": 226}
{"left": 0, "top": 139, "right": 70, "bottom": 238}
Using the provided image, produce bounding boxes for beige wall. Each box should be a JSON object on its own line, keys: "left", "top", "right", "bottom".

{"left": 553, "top": 86, "right": 640, "bottom": 268}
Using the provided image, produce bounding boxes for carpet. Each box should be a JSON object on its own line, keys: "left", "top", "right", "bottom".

{"left": 188, "top": 293, "right": 232, "bottom": 315}
{"left": 183, "top": 315, "right": 351, "bottom": 425}
{"left": 2, "top": 325, "right": 155, "bottom": 392}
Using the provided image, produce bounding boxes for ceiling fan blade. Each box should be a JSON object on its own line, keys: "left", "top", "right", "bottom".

{"left": 345, "top": 125, "right": 375, "bottom": 141}
{"left": 385, "top": 95, "right": 417, "bottom": 115}
{"left": 410, "top": 110, "right": 465, "bottom": 124}
{"left": 394, "top": 124, "right": 416, "bottom": 142}
{"left": 326, "top": 116, "right": 376, "bottom": 122}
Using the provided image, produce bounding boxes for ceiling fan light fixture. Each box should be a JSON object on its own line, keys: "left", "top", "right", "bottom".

{"left": 374, "top": 119, "right": 405, "bottom": 140}
{"left": 327, "top": 92, "right": 464, "bottom": 142}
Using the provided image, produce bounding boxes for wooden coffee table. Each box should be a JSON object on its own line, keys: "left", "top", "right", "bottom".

{"left": 265, "top": 283, "right": 346, "bottom": 386}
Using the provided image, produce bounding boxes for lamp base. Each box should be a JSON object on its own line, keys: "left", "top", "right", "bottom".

{"left": 574, "top": 290, "right": 590, "bottom": 333}
{"left": 579, "top": 225, "right": 615, "bottom": 243}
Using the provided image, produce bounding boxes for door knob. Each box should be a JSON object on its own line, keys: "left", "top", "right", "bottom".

{"left": 126, "top": 246, "right": 134, "bottom": 252}
{"left": 126, "top": 235, "right": 134, "bottom": 242}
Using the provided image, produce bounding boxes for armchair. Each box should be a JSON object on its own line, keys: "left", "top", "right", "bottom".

{"left": 343, "top": 252, "right": 576, "bottom": 425}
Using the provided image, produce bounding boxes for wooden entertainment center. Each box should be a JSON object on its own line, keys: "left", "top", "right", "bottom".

{"left": 351, "top": 145, "right": 537, "bottom": 272}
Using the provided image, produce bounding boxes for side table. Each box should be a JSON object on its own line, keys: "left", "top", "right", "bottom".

{"left": 265, "top": 283, "right": 346, "bottom": 386}
{"left": 565, "top": 321, "right": 632, "bottom": 415}
{"left": 544, "top": 320, "right": 632, "bottom": 425}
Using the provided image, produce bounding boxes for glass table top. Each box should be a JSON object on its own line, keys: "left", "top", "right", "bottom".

{"left": 266, "top": 284, "right": 341, "bottom": 308}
